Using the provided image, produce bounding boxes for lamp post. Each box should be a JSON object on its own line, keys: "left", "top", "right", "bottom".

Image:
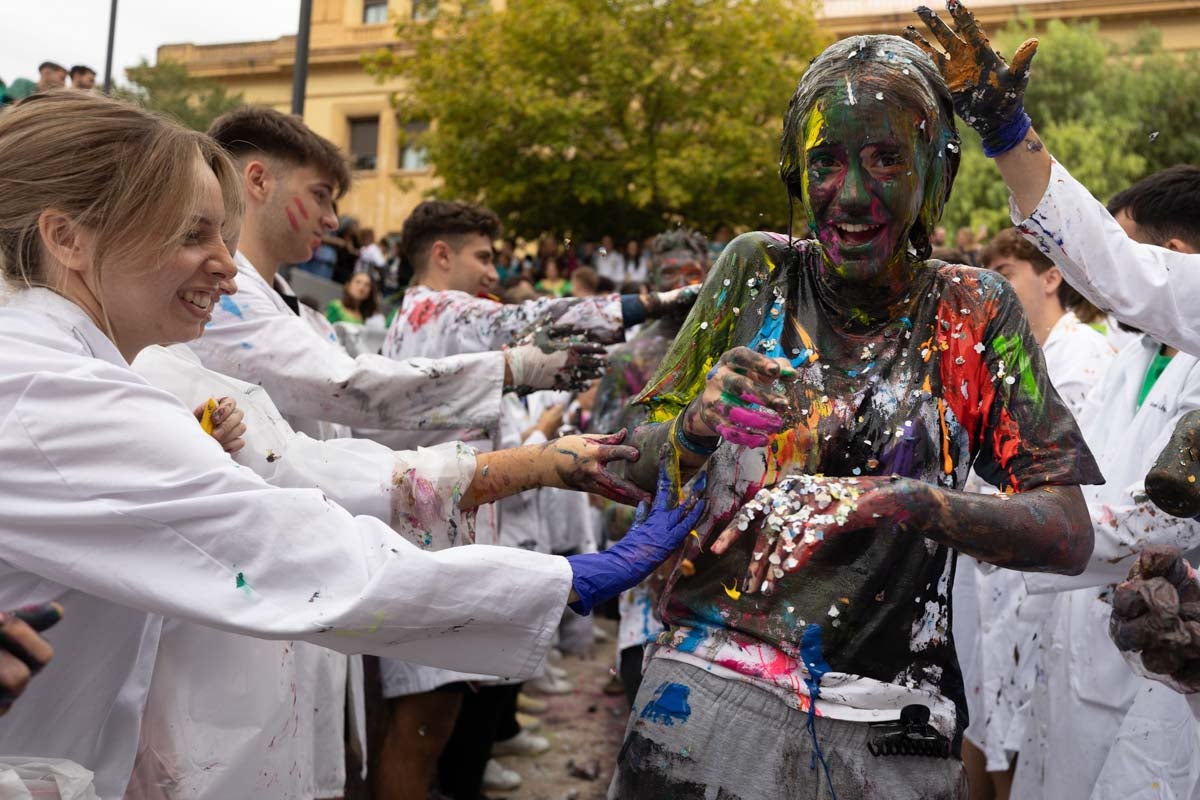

{"left": 102, "top": 0, "right": 118, "bottom": 94}
{"left": 291, "top": 0, "right": 313, "bottom": 116}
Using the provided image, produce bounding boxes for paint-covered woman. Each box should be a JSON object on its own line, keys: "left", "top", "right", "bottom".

{"left": 609, "top": 35, "right": 1100, "bottom": 799}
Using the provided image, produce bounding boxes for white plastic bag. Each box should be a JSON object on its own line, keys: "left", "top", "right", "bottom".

{"left": 0, "top": 759, "right": 97, "bottom": 800}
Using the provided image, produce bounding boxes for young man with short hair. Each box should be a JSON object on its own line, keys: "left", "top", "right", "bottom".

{"left": 368, "top": 199, "right": 697, "bottom": 800}
{"left": 69, "top": 65, "right": 96, "bottom": 90}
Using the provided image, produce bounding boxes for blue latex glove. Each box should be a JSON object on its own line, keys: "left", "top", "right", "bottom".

{"left": 566, "top": 466, "right": 706, "bottom": 615}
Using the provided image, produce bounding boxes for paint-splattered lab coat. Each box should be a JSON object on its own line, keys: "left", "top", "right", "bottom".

{"left": 125, "top": 342, "right": 478, "bottom": 800}
{"left": 0, "top": 288, "right": 572, "bottom": 800}
{"left": 190, "top": 254, "right": 507, "bottom": 432}
{"left": 1012, "top": 337, "right": 1200, "bottom": 800}
{"left": 1015, "top": 159, "right": 1200, "bottom": 357}
{"left": 956, "top": 312, "right": 1115, "bottom": 770}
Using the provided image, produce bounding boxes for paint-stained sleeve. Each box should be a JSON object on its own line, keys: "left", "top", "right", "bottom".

{"left": 191, "top": 277, "right": 505, "bottom": 431}
{"left": 970, "top": 275, "right": 1104, "bottom": 493}
{"left": 1026, "top": 382, "right": 1200, "bottom": 594}
{"left": 3, "top": 366, "right": 570, "bottom": 678}
{"left": 1014, "top": 159, "right": 1200, "bottom": 357}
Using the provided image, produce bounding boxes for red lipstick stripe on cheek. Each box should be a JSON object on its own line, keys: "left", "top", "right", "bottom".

{"left": 285, "top": 207, "right": 301, "bottom": 233}
{"left": 293, "top": 196, "right": 310, "bottom": 221}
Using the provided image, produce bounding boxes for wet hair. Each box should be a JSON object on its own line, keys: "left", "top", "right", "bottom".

{"left": 981, "top": 228, "right": 1101, "bottom": 323}
{"left": 780, "top": 35, "right": 960, "bottom": 260}
{"left": 208, "top": 106, "right": 351, "bottom": 198}
{"left": 1107, "top": 165, "right": 1200, "bottom": 253}
{"left": 0, "top": 92, "right": 242, "bottom": 303}
{"left": 399, "top": 199, "right": 501, "bottom": 273}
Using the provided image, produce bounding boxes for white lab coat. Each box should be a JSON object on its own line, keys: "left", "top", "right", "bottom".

{"left": 956, "top": 312, "right": 1115, "bottom": 769}
{"left": 125, "top": 343, "right": 478, "bottom": 799}
{"left": 1012, "top": 337, "right": 1200, "bottom": 800}
{"left": 0, "top": 289, "right": 572, "bottom": 800}
{"left": 1014, "top": 159, "right": 1200, "bottom": 357}
{"left": 370, "top": 286, "right": 622, "bottom": 696}
{"left": 189, "top": 254, "right": 507, "bottom": 432}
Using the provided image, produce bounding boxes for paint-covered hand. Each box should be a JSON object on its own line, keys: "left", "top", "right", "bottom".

{"left": 195, "top": 396, "right": 246, "bottom": 454}
{"left": 1110, "top": 544, "right": 1200, "bottom": 692}
{"left": 1146, "top": 409, "right": 1200, "bottom": 518}
{"left": 644, "top": 285, "right": 700, "bottom": 320}
{"left": 566, "top": 465, "right": 706, "bottom": 614}
{"left": 904, "top": 0, "right": 1037, "bottom": 157}
{"left": 683, "top": 347, "right": 793, "bottom": 449}
{"left": 0, "top": 602, "right": 62, "bottom": 714}
{"left": 505, "top": 334, "right": 608, "bottom": 395}
{"left": 546, "top": 429, "right": 653, "bottom": 507}
{"left": 712, "top": 474, "right": 929, "bottom": 594}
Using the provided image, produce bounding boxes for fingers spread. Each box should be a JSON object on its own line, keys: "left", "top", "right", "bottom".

{"left": 946, "top": 0, "right": 989, "bottom": 48}
{"left": 1009, "top": 37, "right": 1039, "bottom": 79}
{"left": 915, "top": 6, "right": 962, "bottom": 53}
{"left": 902, "top": 27, "right": 948, "bottom": 71}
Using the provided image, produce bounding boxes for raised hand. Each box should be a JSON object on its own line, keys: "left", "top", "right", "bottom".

{"left": 681, "top": 347, "right": 793, "bottom": 449}
{"left": 1110, "top": 544, "right": 1200, "bottom": 691}
{"left": 904, "top": 0, "right": 1038, "bottom": 156}
{"left": 547, "top": 430, "right": 652, "bottom": 506}
{"left": 566, "top": 464, "right": 706, "bottom": 614}
{"left": 505, "top": 331, "right": 608, "bottom": 395}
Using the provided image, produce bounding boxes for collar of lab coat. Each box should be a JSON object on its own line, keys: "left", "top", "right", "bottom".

{"left": 234, "top": 251, "right": 300, "bottom": 313}
{"left": 5, "top": 286, "right": 128, "bottom": 366}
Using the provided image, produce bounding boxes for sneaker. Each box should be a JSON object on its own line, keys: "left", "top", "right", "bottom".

{"left": 526, "top": 673, "right": 574, "bottom": 695}
{"left": 493, "top": 729, "right": 551, "bottom": 757}
{"left": 516, "top": 692, "right": 548, "bottom": 714}
{"left": 547, "top": 664, "right": 569, "bottom": 680}
{"left": 482, "top": 759, "right": 522, "bottom": 791}
{"left": 515, "top": 711, "right": 542, "bottom": 731}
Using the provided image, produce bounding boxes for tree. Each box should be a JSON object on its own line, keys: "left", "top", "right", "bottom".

{"left": 942, "top": 17, "right": 1200, "bottom": 235}
{"left": 114, "top": 60, "right": 244, "bottom": 132}
{"left": 364, "top": 0, "right": 825, "bottom": 240}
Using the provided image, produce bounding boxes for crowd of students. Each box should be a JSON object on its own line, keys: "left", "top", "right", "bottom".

{"left": 2, "top": 3, "right": 1200, "bottom": 799}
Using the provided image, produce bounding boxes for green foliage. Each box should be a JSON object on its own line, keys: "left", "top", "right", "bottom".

{"left": 114, "top": 60, "right": 244, "bottom": 132}
{"left": 365, "top": 0, "right": 825, "bottom": 240}
{"left": 942, "top": 16, "right": 1200, "bottom": 234}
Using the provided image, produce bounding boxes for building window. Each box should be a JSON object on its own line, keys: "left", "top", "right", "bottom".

{"left": 363, "top": 0, "right": 388, "bottom": 24}
{"left": 399, "top": 121, "right": 430, "bottom": 171}
{"left": 349, "top": 116, "right": 380, "bottom": 171}
{"left": 412, "top": 0, "right": 437, "bottom": 21}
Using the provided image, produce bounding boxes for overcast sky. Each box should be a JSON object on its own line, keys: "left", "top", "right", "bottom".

{"left": 1, "top": 0, "right": 302, "bottom": 85}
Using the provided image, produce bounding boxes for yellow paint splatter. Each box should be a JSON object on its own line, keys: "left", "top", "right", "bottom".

{"left": 723, "top": 583, "right": 742, "bottom": 601}
{"left": 937, "top": 397, "right": 953, "bottom": 475}
{"left": 1189, "top": 475, "right": 1196, "bottom": 484}
{"left": 680, "top": 559, "right": 696, "bottom": 577}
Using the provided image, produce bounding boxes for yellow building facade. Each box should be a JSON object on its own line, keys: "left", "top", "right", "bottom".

{"left": 160, "top": 0, "right": 1200, "bottom": 237}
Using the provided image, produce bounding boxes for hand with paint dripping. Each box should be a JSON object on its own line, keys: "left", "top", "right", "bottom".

{"left": 1110, "top": 544, "right": 1200, "bottom": 693}
{"left": 681, "top": 347, "right": 793, "bottom": 452}
{"left": 195, "top": 396, "right": 246, "bottom": 454}
{"left": 712, "top": 474, "right": 932, "bottom": 594}
{"left": 504, "top": 330, "right": 608, "bottom": 396}
{"left": 905, "top": 0, "right": 1038, "bottom": 157}
{"left": 1146, "top": 409, "right": 1200, "bottom": 518}
{"left": 566, "top": 464, "right": 706, "bottom": 614}
{"left": 543, "top": 429, "right": 653, "bottom": 507}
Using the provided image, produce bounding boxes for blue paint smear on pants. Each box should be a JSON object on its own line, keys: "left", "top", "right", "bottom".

{"left": 639, "top": 682, "right": 692, "bottom": 726}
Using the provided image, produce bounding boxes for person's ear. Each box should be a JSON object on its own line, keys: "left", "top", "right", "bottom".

{"left": 1042, "top": 266, "right": 1063, "bottom": 298}
{"left": 430, "top": 240, "right": 451, "bottom": 271}
{"left": 242, "top": 159, "right": 273, "bottom": 205}
{"left": 37, "top": 210, "right": 94, "bottom": 275}
{"left": 1163, "top": 238, "right": 1198, "bottom": 255}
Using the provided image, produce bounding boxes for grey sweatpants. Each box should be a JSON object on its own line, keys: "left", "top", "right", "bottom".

{"left": 608, "top": 657, "right": 967, "bottom": 800}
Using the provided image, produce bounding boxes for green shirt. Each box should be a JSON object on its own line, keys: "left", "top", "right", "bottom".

{"left": 1137, "top": 347, "right": 1174, "bottom": 410}
{"left": 325, "top": 299, "right": 363, "bottom": 325}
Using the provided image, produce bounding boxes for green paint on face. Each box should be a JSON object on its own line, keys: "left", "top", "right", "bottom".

{"left": 992, "top": 334, "right": 1043, "bottom": 406}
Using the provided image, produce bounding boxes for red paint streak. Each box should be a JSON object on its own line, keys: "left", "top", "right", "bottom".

{"left": 405, "top": 298, "right": 441, "bottom": 333}
{"left": 293, "top": 196, "right": 310, "bottom": 221}
{"left": 285, "top": 207, "right": 301, "bottom": 233}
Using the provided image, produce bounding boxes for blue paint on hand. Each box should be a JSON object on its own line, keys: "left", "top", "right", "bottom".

{"left": 219, "top": 295, "right": 244, "bottom": 319}
{"left": 639, "top": 682, "right": 692, "bottom": 726}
